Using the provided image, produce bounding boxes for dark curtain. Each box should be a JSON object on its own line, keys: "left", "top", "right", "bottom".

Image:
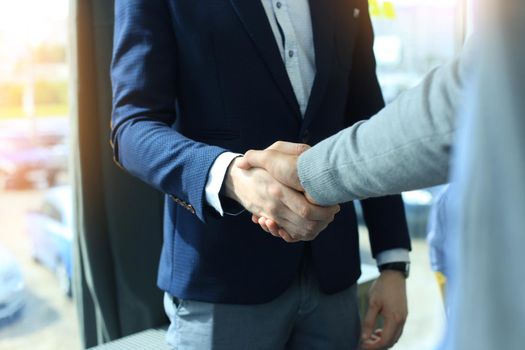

{"left": 70, "top": 0, "right": 168, "bottom": 348}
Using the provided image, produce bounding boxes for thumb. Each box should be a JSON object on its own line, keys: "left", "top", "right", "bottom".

{"left": 242, "top": 149, "right": 274, "bottom": 170}
{"left": 362, "top": 303, "right": 380, "bottom": 341}
{"left": 236, "top": 156, "right": 253, "bottom": 170}
{"left": 267, "top": 141, "right": 310, "bottom": 155}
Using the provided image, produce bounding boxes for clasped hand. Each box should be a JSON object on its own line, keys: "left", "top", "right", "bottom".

{"left": 228, "top": 142, "right": 408, "bottom": 350}
{"left": 222, "top": 141, "right": 331, "bottom": 242}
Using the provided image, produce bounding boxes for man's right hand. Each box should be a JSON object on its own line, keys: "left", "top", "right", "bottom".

{"left": 222, "top": 157, "right": 340, "bottom": 242}
{"left": 236, "top": 141, "right": 308, "bottom": 194}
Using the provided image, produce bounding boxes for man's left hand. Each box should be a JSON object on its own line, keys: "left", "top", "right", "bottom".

{"left": 361, "top": 270, "right": 408, "bottom": 349}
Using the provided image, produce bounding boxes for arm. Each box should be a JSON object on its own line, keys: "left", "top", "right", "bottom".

{"left": 299, "top": 40, "right": 477, "bottom": 206}
{"left": 111, "top": 0, "right": 226, "bottom": 222}
{"left": 111, "top": 0, "right": 339, "bottom": 234}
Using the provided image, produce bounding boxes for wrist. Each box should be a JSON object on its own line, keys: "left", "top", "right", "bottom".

{"left": 221, "top": 157, "right": 243, "bottom": 204}
{"left": 379, "top": 270, "right": 406, "bottom": 280}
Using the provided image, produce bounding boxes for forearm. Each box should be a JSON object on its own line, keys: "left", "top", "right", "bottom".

{"left": 111, "top": 0, "right": 231, "bottom": 221}
{"left": 111, "top": 119, "right": 226, "bottom": 220}
{"left": 299, "top": 44, "right": 476, "bottom": 205}
{"left": 298, "top": 106, "right": 452, "bottom": 205}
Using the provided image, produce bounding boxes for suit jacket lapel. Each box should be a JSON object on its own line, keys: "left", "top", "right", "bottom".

{"left": 229, "top": 0, "right": 301, "bottom": 121}
{"left": 302, "top": 0, "right": 335, "bottom": 133}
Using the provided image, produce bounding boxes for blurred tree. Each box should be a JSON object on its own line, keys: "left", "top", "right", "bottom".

{"left": 35, "top": 80, "right": 68, "bottom": 105}
{"left": 32, "top": 44, "right": 67, "bottom": 64}
{"left": 0, "top": 83, "right": 24, "bottom": 107}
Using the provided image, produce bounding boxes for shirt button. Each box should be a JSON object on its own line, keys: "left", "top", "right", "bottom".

{"left": 276, "top": 2, "right": 282, "bottom": 9}
{"left": 288, "top": 50, "right": 294, "bottom": 58}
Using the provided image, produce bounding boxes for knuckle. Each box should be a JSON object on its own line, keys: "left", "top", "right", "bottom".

{"left": 306, "top": 233, "right": 318, "bottom": 241}
{"left": 392, "top": 312, "right": 406, "bottom": 324}
{"left": 299, "top": 206, "right": 312, "bottom": 219}
{"left": 298, "top": 143, "right": 308, "bottom": 152}
{"left": 326, "top": 214, "right": 336, "bottom": 223}
{"left": 288, "top": 232, "right": 299, "bottom": 241}
{"left": 266, "top": 204, "right": 278, "bottom": 217}
{"left": 268, "top": 184, "right": 283, "bottom": 198}
{"left": 305, "top": 222, "right": 318, "bottom": 235}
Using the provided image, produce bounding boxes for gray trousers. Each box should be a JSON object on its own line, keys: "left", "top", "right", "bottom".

{"left": 164, "top": 261, "right": 360, "bottom": 350}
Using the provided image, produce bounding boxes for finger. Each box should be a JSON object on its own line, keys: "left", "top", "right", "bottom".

{"left": 391, "top": 315, "right": 406, "bottom": 345}
{"left": 257, "top": 216, "right": 273, "bottom": 235}
{"left": 267, "top": 141, "right": 310, "bottom": 155}
{"left": 265, "top": 219, "right": 281, "bottom": 237}
{"left": 236, "top": 156, "right": 253, "bottom": 170}
{"left": 392, "top": 326, "right": 404, "bottom": 347}
{"left": 277, "top": 193, "right": 338, "bottom": 241}
{"left": 280, "top": 187, "right": 340, "bottom": 222}
{"left": 245, "top": 150, "right": 304, "bottom": 191}
{"left": 361, "top": 332, "right": 381, "bottom": 349}
{"left": 361, "top": 303, "right": 380, "bottom": 342}
{"left": 272, "top": 216, "right": 306, "bottom": 242}
{"left": 243, "top": 149, "right": 273, "bottom": 169}
{"left": 371, "top": 315, "right": 398, "bottom": 349}
{"left": 278, "top": 228, "right": 300, "bottom": 243}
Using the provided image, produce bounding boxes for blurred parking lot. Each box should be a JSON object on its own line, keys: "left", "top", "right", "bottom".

{"left": 0, "top": 188, "right": 80, "bottom": 350}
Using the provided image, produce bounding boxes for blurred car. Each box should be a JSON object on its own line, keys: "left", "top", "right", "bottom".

{"left": 0, "top": 127, "right": 68, "bottom": 190}
{"left": 355, "top": 186, "right": 446, "bottom": 238}
{"left": 0, "top": 245, "right": 25, "bottom": 323}
{"left": 26, "top": 186, "right": 73, "bottom": 297}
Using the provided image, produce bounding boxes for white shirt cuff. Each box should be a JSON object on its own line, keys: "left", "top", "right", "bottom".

{"left": 205, "top": 152, "right": 243, "bottom": 216}
{"left": 376, "top": 249, "right": 410, "bottom": 266}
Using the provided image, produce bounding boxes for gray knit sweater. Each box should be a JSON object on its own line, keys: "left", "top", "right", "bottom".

{"left": 298, "top": 41, "right": 476, "bottom": 205}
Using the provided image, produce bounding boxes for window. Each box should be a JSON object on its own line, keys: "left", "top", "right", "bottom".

{"left": 0, "top": 0, "right": 79, "bottom": 348}
{"left": 371, "top": 0, "right": 468, "bottom": 102}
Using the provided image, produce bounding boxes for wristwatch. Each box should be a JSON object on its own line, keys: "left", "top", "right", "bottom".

{"left": 378, "top": 262, "right": 410, "bottom": 278}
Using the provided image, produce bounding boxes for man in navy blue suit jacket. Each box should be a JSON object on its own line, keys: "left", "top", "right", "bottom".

{"left": 111, "top": 0, "right": 411, "bottom": 349}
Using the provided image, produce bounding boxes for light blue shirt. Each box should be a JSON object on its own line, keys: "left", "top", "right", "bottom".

{"left": 427, "top": 185, "right": 451, "bottom": 275}
{"left": 260, "top": 0, "right": 316, "bottom": 115}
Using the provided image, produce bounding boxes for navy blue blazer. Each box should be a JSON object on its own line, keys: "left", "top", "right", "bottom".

{"left": 111, "top": 0, "right": 411, "bottom": 304}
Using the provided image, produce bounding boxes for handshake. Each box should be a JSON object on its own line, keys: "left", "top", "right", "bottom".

{"left": 221, "top": 141, "right": 340, "bottom": 243}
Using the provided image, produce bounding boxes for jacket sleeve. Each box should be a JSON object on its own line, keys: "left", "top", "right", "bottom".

{"left": 110, "top": 0, "right": 227, "bottom": 222}
{"left": 298, "top": 39, "right": 476, "bottom": 205}
{"left": 336, "top": 1, "right": 410, "bottom": 256}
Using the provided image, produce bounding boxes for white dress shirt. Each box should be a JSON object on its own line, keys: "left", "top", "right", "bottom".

{"left": 204, "top": 0, "right": 409, "bottom": 265}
